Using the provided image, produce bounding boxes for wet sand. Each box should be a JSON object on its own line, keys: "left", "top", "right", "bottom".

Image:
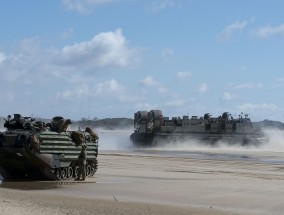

{"left": 1, "top": 149, "right": 284, "bottom": 215}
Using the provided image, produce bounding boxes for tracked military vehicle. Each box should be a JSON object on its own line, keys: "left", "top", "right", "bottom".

{"left": 130, "top": 110, "right": 265, "bottom": 146}
{"left": 0, "top": 114, "right": 99, "bottom": 180}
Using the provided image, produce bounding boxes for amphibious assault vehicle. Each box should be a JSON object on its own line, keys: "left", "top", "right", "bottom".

{"left": 130, "top": 110, "right": 265, "bottom": 146}
{"left": 0, "top": 114, "right": 99, "bottom": 180}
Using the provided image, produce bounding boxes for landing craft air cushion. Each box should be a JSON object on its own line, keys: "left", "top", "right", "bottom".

{"left": 130, "top": 110, "right": 265, "bottom": 146}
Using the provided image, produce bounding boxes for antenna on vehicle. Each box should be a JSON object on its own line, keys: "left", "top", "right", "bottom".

{"left": 30, "top": 95, "right": 34, "bottom": 118}
{"left": 88, "top": 96, "right": 91, "bottom": 120}
{"left": 80, "top": 96, "right": 83, "bottom": 120}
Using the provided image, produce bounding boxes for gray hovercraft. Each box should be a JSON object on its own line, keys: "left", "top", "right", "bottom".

{"left": 130, "top": 110, "right": 265, "bottom": 146}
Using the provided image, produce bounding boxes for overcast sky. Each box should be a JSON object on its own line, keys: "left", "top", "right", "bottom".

{"left": 0, "top": 0, "right": 284, "bottom": 121}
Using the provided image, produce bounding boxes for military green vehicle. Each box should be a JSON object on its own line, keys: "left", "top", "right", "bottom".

{"left": 130, "top": 109, "right": 266, "bottom": 146}
{"left": 0, "top": 114, "right": 99, "bottom": 180}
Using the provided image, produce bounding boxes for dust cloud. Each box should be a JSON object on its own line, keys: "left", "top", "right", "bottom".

{"left": 96, "top": 129, "right": 134, "bottom": 150}
{"left": 260, "top": 128, "right": 284, "bottom": 151}
{"left": 149, "top": 128, "right": 284, "bottom": 153}
{"left": 90, "top": 127, "right": 284, "bottom": 153}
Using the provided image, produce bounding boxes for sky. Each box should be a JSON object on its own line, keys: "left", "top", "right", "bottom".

{"left": 0, "top": 0, "right": 284, "bottom": 121}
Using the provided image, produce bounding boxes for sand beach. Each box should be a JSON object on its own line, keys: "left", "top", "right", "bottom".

{"left": 1, "top": 147, "right": 284, "bottom": 215}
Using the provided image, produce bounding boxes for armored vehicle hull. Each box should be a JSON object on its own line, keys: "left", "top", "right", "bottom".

{"left": 0, "top": 114, "right": 99, "bottom": 180}
{"left": 130, "top": 110, "right": 265, "bottom": 146}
